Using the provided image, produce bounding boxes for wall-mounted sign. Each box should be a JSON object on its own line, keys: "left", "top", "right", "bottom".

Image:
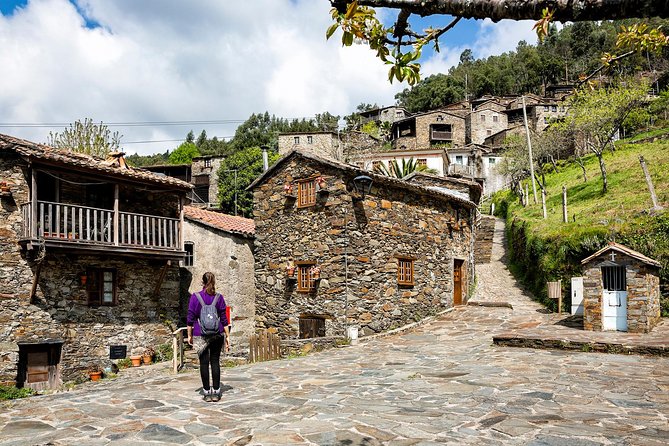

{"left": 109, "top": 345, "right": 127, "bottom": 359}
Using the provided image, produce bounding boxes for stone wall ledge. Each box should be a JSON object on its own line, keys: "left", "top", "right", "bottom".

{"left": 467, "top": 301, "right": 513, "bottom": 309}
{"left": 493, "top": 333, "right": 669, "bottom": 357}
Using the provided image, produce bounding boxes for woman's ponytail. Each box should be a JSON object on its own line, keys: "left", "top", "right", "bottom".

{"left": 203, "top": 271, "right": 216, "bottom": 296}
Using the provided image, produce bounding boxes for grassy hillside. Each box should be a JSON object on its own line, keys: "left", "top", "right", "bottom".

{"left": 492, "top": 136, "right": 669, "bottom": 314}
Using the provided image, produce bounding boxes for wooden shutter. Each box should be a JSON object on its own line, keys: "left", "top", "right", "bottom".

{"left": 397, "top": 258, "right": 415, "bottom": 286}
{"left": 297, "top": 180, "right": 316, "bottom": 207}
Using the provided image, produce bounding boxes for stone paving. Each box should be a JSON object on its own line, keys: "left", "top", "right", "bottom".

{"left": 1, "top": 218, "right": 668, "bottom": 445}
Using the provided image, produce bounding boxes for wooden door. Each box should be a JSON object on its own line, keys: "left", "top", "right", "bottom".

{"left": 453, "top": 259, "right": 464, "bottom": 306}
{"left": 299, "top": 317, "right": 325, "bottom": 339}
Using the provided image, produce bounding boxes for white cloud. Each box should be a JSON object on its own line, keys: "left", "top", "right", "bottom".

{"left": 473, "top": 19, "right": 538, "bottom": 58}
{"left": 0, "top": 0, "right": 403, "bottom": 154}
{"left": 0, "top": 2, "right": 542, "bottom": 155}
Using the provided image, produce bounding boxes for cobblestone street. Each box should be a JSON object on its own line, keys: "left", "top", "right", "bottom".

{"left": 1, "top": 219, "right": 667, "bottom": 445}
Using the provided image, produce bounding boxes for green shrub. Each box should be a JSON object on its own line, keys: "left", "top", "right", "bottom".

{"left": 0, "top": 385, "right": 34, "bottom": 400}
{"left": 155, "top": 343, "right": 173, "bottom": 362}
{"left": 116, "top": 358, "right": 132, "bottom": 369}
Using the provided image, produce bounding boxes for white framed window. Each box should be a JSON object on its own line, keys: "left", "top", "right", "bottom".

{"left": 492, "top": 115, "right": 498, "bottom": 123}
{"left": 294, "top": 136, "right": 300, "bottom": 144}
{"left": 307, "top": 136, "right": 313, "bottom": 144}
{"left": 455, "top": 155, "right": 463, "bottom": 164}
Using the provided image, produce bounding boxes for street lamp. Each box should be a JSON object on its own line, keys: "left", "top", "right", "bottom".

{"left": 344, "top": 174, "right": 373, "bottom": 344}
{"left": 352, "top": 175, "right": 373, "bottom": 199}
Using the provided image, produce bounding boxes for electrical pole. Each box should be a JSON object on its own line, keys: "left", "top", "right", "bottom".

{"left": 522, "top": 96, "right": 538, "bottom": 204}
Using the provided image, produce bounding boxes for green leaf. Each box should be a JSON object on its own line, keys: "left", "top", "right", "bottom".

{"left": 326, "top": 23, "right": 339, "bottom": 40}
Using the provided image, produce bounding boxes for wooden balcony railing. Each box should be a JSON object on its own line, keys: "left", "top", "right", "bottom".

{"left": 20, "top": 201, "right": 181, "bottom": 251}
{"left": 448, "top": 164, "right": 476, "bottom": 176}
{"left": 431, "top": 131, "right": 453, "bottom": 141}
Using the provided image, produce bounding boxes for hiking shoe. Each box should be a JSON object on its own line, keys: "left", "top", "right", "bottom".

{"left": 212, "top": 388, "right": 221, "bottom": 402}
{"left": 203, "top": 388, "right": 212, "bottom": 402}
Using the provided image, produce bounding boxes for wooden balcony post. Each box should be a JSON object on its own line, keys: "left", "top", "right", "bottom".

{"left": 113, "top": 184, "right": 119, "bottom": 245}
{"left": 31, "top": 169, "right": 38, "bottom": 239}
{"left": 179, "top": 195, "right": 184, "bottom": 251}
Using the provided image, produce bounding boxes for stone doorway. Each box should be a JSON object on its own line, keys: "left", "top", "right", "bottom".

{"left": 17, "top": 342, "right": 63, "bottom": 390}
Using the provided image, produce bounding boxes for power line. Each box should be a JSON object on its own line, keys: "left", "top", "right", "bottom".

{"left": 0, "top": 116, "right": 318, "bottom": 129}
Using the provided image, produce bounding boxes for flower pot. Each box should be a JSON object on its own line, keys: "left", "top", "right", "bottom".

{"left": 287, "top": 267, "right": 296, "bottom": 278}
{"left": 89, "top": 371, "right": 103, "bottom": 381}
{"left": 142, "top": 354, "right": 152, "bottom": 365}
{"left": 130, "top": 355, "right": 142, "bottom": 367}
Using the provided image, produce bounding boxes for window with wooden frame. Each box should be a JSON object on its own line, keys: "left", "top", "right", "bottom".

{"left": 296, "top": 261, "right": 316, "bottom": 292}
{"left": 297, "top": 179, "right": 316, "bottom": 208}
{"left": 417, "top": 158, "right": 427, "bottom": 167}
{"left": 87, "top": 268, "right": 117, "bottom": 306}
{"left": 397, "top": 257, "right": 415, "bottom": 286}
{"left": 184, "top": 241, "right": 194, "bottom": 267}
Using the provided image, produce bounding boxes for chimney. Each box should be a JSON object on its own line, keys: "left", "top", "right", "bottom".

{"left": 261, "top": 145, "right": 269, "bottom": 172}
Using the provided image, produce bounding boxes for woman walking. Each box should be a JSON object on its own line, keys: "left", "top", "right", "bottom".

{"left": 187, "top": 272, "right": 230, "bottom": 402}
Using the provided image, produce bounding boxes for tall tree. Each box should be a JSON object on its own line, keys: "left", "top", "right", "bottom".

{"left": 559, "top": 81, "right": 648, "bottom": 193}
{"left": 47, "top": 118, "right": 121, "bottom": 158}
{"left": 168, "top": 142, "right": 200, "bottom": 165}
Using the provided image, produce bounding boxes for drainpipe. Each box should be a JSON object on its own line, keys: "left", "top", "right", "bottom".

{"left": 261, "top": 145, "right": 269, "bottom": 172}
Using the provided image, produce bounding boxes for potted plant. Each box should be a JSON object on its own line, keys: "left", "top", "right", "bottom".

{"left": 316, "top": 176, "right": 327, "bottom": 191}
{"left": 142, "top": 347, "right": 155, "bottom": 365}
{"left": 286, "top": 265, "right": 296, "bottom": 278}
{"left": 0, "top": 182, "right": 10, "bottom": 193}
{"left": 310, "top": 265, "right": 321, "bottom": 279}
{"left": 129, "top": 355, "right": 142, "bottom": 367}
{"left": 88, "top": 365, "right": 103, "bottom": 381}
{"left": 283, "top": 183, "right": 295, "bottom": 196}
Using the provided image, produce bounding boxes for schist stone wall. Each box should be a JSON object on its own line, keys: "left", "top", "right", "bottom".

{"left": 252, "top": 156, "right": 474, "bottom": 340}
{"left": 182, "top": 219, "right": 255, "bottom": 355}
{"left": 582, "top": 251, "right": 661, "bottom": 333}
{"left": 0, "top": 151, "right": 181, "bottom": 385}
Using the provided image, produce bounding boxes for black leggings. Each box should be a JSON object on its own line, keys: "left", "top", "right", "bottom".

{"left": 199, "top": 335, "right": 224, "bottom": 391}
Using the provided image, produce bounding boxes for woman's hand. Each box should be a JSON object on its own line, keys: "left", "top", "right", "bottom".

{"left": 187, "top": 335, "right": 193, "bottom": 346}
{"left": 224, "top": 337, "right": 230, "bottom": 352}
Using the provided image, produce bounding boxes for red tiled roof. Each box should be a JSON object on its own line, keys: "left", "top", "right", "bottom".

{"left": 0, "top": 133, "right": 192, "bottom": 190}
{"left": 184, "top": 206, "right": 255, "bottom": 237}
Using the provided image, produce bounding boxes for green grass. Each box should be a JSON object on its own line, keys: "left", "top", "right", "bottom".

{"left": 503, "top": 141, "right": 669, "bottom": 238}
{"left": 626, "top": 127, "right": 669, "bottom": 142}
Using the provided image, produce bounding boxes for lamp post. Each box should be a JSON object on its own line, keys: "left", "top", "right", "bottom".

{"left": 344, "top": 174, "right": 374, "bottom": 343}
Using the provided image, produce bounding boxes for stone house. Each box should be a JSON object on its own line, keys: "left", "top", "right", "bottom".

{"left": 391, "top": 110, "right": 467, "bottom": 151}
{"left": 465, "top": 100, "right": 508, "bottom": 145}
{"left": 144, "top": 155, "right": 225, "bottom": 207}
{"left": 0, "top": 134, "right": 191, "bottom": 388}
{"left": 358, "top": 106, "right": 410, "bottom": 127}
{"left": 581, "top": 242, "right": 661, "bottom": 333}
{"left": 248, "top": 150, "right": 477, "bottom": 341}
{"left": 190, "top": 155, "right": 225, "bottom": 206}
{"left": 182, "top": 206, "right": 255, "bottom": 354}
{"left": 278, "top": 132, "right": 340, "bottom": 159}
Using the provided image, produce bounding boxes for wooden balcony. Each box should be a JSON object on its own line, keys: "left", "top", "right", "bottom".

{"left": 19, "top": 201, "right": 184, "bottom": 259}
{"left": 448, "top": 164, "right": 476, "bottom": 177}
{"left": 431, "top": 130, "right": 453, "bottom": 141}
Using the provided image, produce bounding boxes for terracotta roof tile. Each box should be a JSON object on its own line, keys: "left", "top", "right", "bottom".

{"left": 0, "top": 133, "right": 192, "bottom": 190}
{"left": 184, "top": 206, "right": 255, "bottom": 237}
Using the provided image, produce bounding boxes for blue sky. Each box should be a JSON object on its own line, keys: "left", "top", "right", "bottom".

{"left": 0, "top": 0, "right": 538, "bottom": 154}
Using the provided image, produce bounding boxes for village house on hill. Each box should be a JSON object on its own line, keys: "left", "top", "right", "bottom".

{"left": 182, "top": 206, "right": 255, "bottom": 353}
{"left": 248, "top": 149, "right": 477, "bottom": 342}
{"left": 0, "top": 134, "right": 191, "bottom": 389}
